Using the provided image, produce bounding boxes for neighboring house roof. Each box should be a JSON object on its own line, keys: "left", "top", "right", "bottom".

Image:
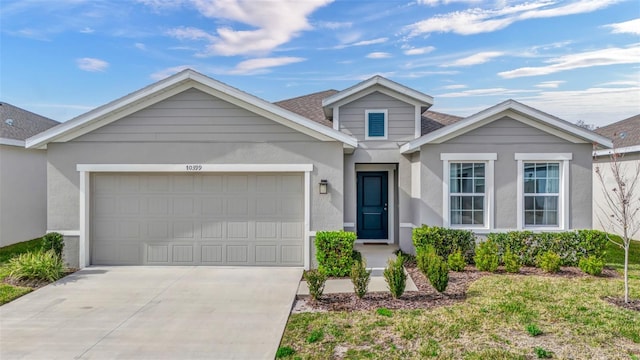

{"left": 593, "top": 114, "right": 640, "bottom": 156}
{"left": 401, "top": 99, "right": 614, "bottom": 154}
{"left": 274, "top": 90, "right": 338, "bottom": 128}
{"left": 321, "top": 76, "right": 434, "bottom": 117}
{"left": 0, "top": 102, "right": 59, "bottom": 146}
{"left": 26, "top": 69, "right": 357, "bottom": 150}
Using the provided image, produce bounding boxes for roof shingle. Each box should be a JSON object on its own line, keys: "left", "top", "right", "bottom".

{"left": 594, "top": 114, "right": 640, "bottom": 148}
{"left": 0, "top": 102, "right": 59, "bottom": 141}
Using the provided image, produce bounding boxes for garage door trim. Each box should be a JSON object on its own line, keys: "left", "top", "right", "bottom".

{"left": 77, "top": 164, "right": 313, "bottom": 269}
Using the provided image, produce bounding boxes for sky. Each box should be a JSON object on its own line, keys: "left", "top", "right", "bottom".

{"left": 1, "top": 0, "right": 639, "bottom": 128}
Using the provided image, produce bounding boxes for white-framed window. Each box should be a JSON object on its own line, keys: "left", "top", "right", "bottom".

{"left": 515, "top": 153, "right": 571, "bottom": 230}
{"left": 441, "top": 153, "right": 496, "bottom": 229}
{"left": 365, "top": 109, "right": 388, "bottom": 140}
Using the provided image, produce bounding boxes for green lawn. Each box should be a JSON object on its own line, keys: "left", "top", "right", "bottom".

{"left": 280, "top": 239, "right": 640, "bottom": 359}
{"left": 0, "top": 238, "right": 41, "bottom": 305}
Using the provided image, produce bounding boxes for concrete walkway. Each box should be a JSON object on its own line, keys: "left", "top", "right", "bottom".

{"left": 0, "top": 266, "right": 302, "bottom": 360}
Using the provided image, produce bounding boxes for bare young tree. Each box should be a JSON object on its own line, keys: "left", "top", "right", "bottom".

{"left": 594, "top": 150, "right": 640, "bottom": 303}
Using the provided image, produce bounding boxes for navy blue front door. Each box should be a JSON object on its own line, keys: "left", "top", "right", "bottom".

{"left": 357, "top": 172, "right": 388, "bottom": 239}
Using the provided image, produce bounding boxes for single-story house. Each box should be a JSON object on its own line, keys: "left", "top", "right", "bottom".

{"left": 592, "top": 114, "right": 640, "bottom": 237}
{"left": 26, "top": 70, "right": 612, "bottom": 268}
{"left": 1, "top": 102, "right": 59, "bottom": 246}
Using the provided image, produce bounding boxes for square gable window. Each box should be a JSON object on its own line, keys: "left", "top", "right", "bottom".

{"left": 365, "top": 109, "right": 388, "bottom": 140}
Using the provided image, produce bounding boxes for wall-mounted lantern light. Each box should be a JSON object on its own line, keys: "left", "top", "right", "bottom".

{"left": 319, "top": 179, "right": 328, "bottom": 194}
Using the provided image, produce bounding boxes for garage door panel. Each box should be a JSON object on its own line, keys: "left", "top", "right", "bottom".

{"left": 91, "top": 173, "right": 304, "bottom": 266}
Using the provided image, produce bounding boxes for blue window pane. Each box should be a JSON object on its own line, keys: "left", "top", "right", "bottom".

{"left": 368, "top": 112, "right": 385, "bottom": 137}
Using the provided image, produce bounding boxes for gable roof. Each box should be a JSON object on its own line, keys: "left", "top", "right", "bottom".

{"left": 401, "top": 99, "right": 613, "bottom": 154}
{"left": 321, "top": 75, "right": 434, "bottom": 110}
{"left": 274, "top": 90, "right": 338, "bottom": 128}
{"left": 26, "top": 69, "right": 357, "bottom": 149}
{"left": 0, "top": 102, "right": 59, "bottom": 146}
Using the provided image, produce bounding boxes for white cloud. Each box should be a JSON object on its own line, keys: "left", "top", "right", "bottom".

{"left": 164, "top": 0, "right": 332, "bottom": 56}
{"left": 404, "top": 46, "right": 436, "bottom": 55}
{"left": 150, "top": 65, "right": 195, "bottom": 80}
{"left": 443, "top": 84, "right": 467, "bottom": 89}
{"left": 317, "top": 21, "right": 352, "bottom": 29}
{"left": 438, "top": 87, "right": 537, "bottom": 97}
{"left": 134, "top": 42, "right": 147, "bottom": 51}
{"left": 535, "top": 80, "right": 565, "bottom": 88}
{"left": 366, "top": 52, "right": 392, "bottom": 59}
{"left": 417, "top": 0, "right": 482, "bottom": 6}
{"left": 136, "top": 0, "right": 185, "bottom": 10}
{"left": 79, "top": 27, "right": 94, "bottom": 34}
{"left": 520, "top": 86, "right": 640, "bottom": 126}
{"left": 230, "top": 56, "right": 305, "bottom": 75}
{"left": 442, "top": 51, "right": 503, "bottom": 67}
{"left": 405, "top": 0, "right": 621, "bottom": 37}
{"left": 76, "top": 57, "right": 109, "bottom": 72}
{"left": 603, "top": 18, "right": 640, "bottom": 35}
{"left": 333, "top": 37, "right": 388, "bottom": 49}
{"left": 499, "top": 45, "right": 640, "bottom": 78}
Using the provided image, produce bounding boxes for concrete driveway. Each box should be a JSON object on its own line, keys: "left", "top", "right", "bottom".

{"left": 0, "top": 266, "right": 302, "bottom": 360}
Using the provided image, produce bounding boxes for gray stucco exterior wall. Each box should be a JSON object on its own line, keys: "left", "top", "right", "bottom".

{"left": 419, "top": 117, "right": 593, "bottom": 231}
{"left": 0, "top": 145, "right": 48, "bottom": 246}
{"left": 46, "top": 88, "right": 344, "bottom": 267}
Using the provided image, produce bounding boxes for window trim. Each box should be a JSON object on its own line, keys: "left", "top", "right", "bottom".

{"left": 441, "top": 153, "right": 496, "bottom": 230}
{"left": 365, "top": 109, "right": 388, "bottom": 140}
{"left": 515, "top": 153, "right": 571, "bottom": 230}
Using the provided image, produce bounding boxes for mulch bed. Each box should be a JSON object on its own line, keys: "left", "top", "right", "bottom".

{"left": 293, "top": 263, "right": 625, "bottom": 313}
{"left": 3, "top": 269, "right": 78, "bottom": 289}
{"left": 604, "top": 296, "right": 640, "bottom": 312}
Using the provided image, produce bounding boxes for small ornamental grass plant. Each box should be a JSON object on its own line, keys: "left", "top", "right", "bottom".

{"left": 579, "top": 255, "right": 605, "bottom": 276}
{"left": 6, "top": 250, "right": 65, "bottom": 282}
{"left": 474, "top": 240, "right": 500, "bottom": 272}
{"left": 537, "top": 251, "right": 561, "bottom": 273}
{"left": 383, "top": 254, "right": 406, "bottom": 299}
{"left": 350, "top": 259, "right": 371, "bottom": 299}
{"left": 447, "top": 249, "right": 467, "bottom": 272}
{"left": 303, "top": 269, "right": 327, "bottom": 301}
{"left": 503, "top": 247, "right": 522, "bottom": 273}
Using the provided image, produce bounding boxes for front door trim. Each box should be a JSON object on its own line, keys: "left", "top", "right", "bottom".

{"left": 354, "top": 164, "right": 395, "bottom": 244}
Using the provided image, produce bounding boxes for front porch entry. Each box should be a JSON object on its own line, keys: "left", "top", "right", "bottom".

{"left": 354, "top": 164, "right": 396, "bottom": 244}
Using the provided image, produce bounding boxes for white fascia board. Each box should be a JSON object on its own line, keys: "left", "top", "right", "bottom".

{"left": 322, "top": 76, "right": 433, "bottom": 107}
{"left": 76, "top": 164, "right": 314, "bottom": 172}
{"left": 26, "top": 69, "right": 357, "bottom": 150}
{"left": 593, "top": 145, "right": 640, "bottom": 156}
{"left": 401, "top": 100, "right": 614, "bottom": 154}
{"left": 0, "top": 138, "right": 25, "bottom": 147}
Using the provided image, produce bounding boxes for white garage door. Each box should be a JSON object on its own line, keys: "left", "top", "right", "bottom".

{"left": 91, "top": 173, "right": 304, "bottom": 266}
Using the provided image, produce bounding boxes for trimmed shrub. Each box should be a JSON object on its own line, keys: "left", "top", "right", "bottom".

{"left": 537, "top": 251, "right": 561, "bottom": 273}
{"left": 303, "top": 269, "right": 327, "bottom": 301}
{"left": 413, "top": 225, "right": 475, "bottom": 262}
{"left": 579, "top": 255, "right": 605, "bottom": 276}
{"left": 350, "top": 259, "right": 371, "bottom": 299}
{"left": 447, "top": 249, "right": 467, "bottom": 272}
{"left": 7, "top": 250, "right": 65, "bottom": 282}
{"left": 315, "top": 230, "right": 357, "bottom": 277}
{"left": 416, "top": 245, "right": 439, "bottom": 275}
{"left": 427, "top": 255, "right": 449, "bottom": 293}
{"left": 474, "top": 240, "right": 499, "bottom": 272}
{"left": 41, "top": 232, "right": 64, "bottom": 260}
{"left": 487, "top": 230, "right": 608, "bottom": 266}
{"left": 503, "top": 247, "right": 521, "bottom": 273}
{"left": 384, "top": 254, "right": 406, "bottom": 299}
